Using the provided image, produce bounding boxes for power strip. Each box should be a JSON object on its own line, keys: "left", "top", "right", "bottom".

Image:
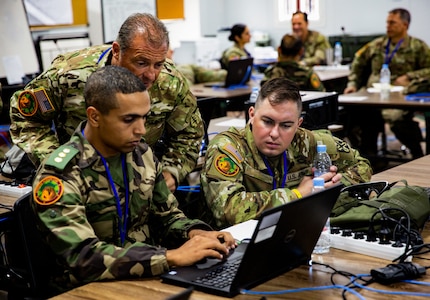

{"left": 0, "top": 183, "right": 32, "bottom": 198}
{"left": 330, "top": 232, "right": 412, "bottom": 262}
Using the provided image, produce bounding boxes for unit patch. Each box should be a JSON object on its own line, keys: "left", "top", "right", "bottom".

{"left": 17, "top": 91, "right": 38, "bottom": 116}
{"left": 215, "top": 154, "right": 239, "bottom": 177}
{"left": 34, "top": 176, "right": 64, "bottom": 206}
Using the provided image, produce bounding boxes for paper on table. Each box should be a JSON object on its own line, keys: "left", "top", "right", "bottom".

{"left": 221, "top": 219, "right": 258, "bottom": 242}
{"left": 338, "top": 95, "right": 368, "bottom": 102}
{"left": 214, "top": 118, "right": 246, "bottom": 128}
{"left": 367, "top": 85, "right": 404, "bottom": 93}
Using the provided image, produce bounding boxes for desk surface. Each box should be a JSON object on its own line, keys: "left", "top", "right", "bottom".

{"left": 54, "top": 156, "right": 430, "bottom": 300}
{"left": 339, "top": 89, "right": 430, "bottom": 109}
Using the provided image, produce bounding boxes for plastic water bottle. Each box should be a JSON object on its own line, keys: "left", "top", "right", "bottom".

{"left": 334, "top": 42, "right": 343, "bottom": 66}
{"left": 313, "top": 144, "right": 331, "bottom": 177}
{"left": 249, "top": 86, "right": 259, "bottom": 103}
{"left": 380, "top": 64, "right": 391, "bottom": 100}
{"left": 312, "top": 177, "right": 331, "bottom": 254}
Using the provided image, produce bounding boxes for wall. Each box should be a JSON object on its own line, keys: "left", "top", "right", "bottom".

{"left": 38, "top": 0, "right": 430, "bottom": 69}
{"left": 199, "top": 0, "right": 430, "bottom": 48}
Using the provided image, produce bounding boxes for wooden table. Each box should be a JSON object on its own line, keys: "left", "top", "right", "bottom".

{"left": 339, "top": 90, "right": 430, "bottom": 154}
{"left": 54, "top": 156, "right": 430, "bottom": 300}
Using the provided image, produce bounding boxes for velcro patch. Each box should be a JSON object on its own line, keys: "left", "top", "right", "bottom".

{"left": 34, "top": 176, "right": 64, "bottom": 206}
{"left": 17, "top": 91, "right": 38, "bottom": 116}
{"left": 33, "top": 87, "right": 54, "bottom": 113}
{"left": 215, "top": 154, "right": 239, "bottom": 177}
{"left": 222, "top": 144, "right": 243, "bottom": 162}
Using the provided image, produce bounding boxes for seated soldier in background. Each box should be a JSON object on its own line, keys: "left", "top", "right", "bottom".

{"left": 167, "top": 48, "right": 227, "bottom": 85}
{"left": 291, "top": 11, "right": 332, "bottom": 66}
{"left": 261, "top": 34, "right": 325, "bottom": 91}
{"left": 201, "top": 78, "right": 372, "bottom": 229}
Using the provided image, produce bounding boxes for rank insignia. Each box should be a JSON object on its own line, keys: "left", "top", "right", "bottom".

{"left": 215, "top": 154, "right": 239, "bottom": 177}
{"left": 17, "top": 91, "right": 38, "bottom": 116}
{"left": 34, "top": 176, "right": 64, "bottom": 206}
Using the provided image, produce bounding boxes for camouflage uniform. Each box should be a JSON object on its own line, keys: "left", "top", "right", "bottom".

{"left": 346, "top": 35, "right": 430, "bottom": 158}
{"left": 221, "top": 43, "right": 251, "bottom": 69}
{"left": 176, "top": 64, "right": 227, "bottom": 85}
{"left": 261, "top": 61, "right": 325, "bottom": 91}
{"left": 9, "top": 45, "right": 204, "bottom": 184}
{"left": 200, "top": 124, "right": 373, "bottom": 229}
{"left": 31, "top": 122, "right": 211, "bottom": 289}
{"left": 301, "top": 30, "right": 332, "bottom": 66}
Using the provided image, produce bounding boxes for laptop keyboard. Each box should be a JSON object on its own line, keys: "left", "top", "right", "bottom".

{"left": 193, "top": 258, "right": 241, "bottom": 288}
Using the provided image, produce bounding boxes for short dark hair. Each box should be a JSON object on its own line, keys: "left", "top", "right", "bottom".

{"left": 293, "top": 11, "right": 308, "bottom": 23}
{"left": 84, "top": 66, "right": 147, "bottom": 115}
{"left": 389, "top": 8, "right": 411, "bottom": 26}
{"left": 228, "top": 24, "right": 247, "bottom": 41}
{"left": 116, "top": 13, "right": 169, "bottom": 52}
{"left": 279, "top": 34, "right": 303, "bottom": 57}
{"left": 255, "top": 77, "right": 302, "bottom": 115}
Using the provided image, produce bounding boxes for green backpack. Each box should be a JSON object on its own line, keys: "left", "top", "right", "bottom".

{"left": 330, "top": 180, "right": 430, "bottom": 232}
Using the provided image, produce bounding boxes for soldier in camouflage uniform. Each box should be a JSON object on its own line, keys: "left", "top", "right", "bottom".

{"left": 292, "top": 11, "right": 332, "bottom": 67}
{"left": 220, "top": 24, "right": 252, "bottom": 69}
{"left": 261, "top": 34, "right": 325, "bottom": 91}
{"left": 344, "top": 8, "right": 430, "bottom": 159}
{"left": 177, "top": 64, "right": 227, "bottom": 85}
{"left": 201, "top": 78, "right": 372, "bottom": 229}
{"left": 167, "top": 47, "right": 227, "bottom": 85}
{"left": 31, "top": 66, "right": 235, "bottom": 294}
{"left": 9, "top": 13, "right": 203, "bottom": 192}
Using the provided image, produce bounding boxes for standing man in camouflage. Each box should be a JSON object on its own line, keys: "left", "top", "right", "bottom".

{"left": 291, "top": 11, "right": 332, "bottom": 66}
{"left": 31, "top": 66, "right": 235, "bottom": 295}
{"left": 9, "top": 13, "right": 203, "bottom": 192}
{"left": 344, "top": 8, "right": 430, "bottom": 159}
{"left": 261, "top": 34, "right": 325, "bottom": 91}
{"left": 201, "top": 78, "right": 372, "bottom": 229}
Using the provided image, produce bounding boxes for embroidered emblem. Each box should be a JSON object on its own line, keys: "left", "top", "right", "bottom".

{"left": 222, "top": 144, "right": 243, "bottom": 162}
{"left": 17, "top": 91, "right": 38, "bottom": 116}
{"left": 215, "top": 154, "right": 239, "bottom": 177}
{"left": 310, "top": 73, "right": 321, "bottom": 89}
{"left": 34, "top": 176, "right": 64, "bottom": 206}
{"left": 33, "top": 87, "right": 54, "bottom": 113}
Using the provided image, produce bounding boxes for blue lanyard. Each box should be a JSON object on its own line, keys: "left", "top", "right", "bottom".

{"left": 263, "top": 151, "right": 288, "bottom": 189}
{"left": 82, "top": 129, "right": 129, "bottom": 246}
{"left": 97, "top": 47, "right": 112, "bottom": 64}
{"left": 384, "top": 38, "right": 404, "bottom": 65}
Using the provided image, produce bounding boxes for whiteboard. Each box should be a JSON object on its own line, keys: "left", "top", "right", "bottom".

{"left": 0, "top": 0, "right": 40, "bottom": 82}
{"left": 102, "top": 0, "right": 156, "bottom": 43}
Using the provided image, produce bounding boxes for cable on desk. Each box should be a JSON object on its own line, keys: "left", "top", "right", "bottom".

{"left": 240, "top": 284, "right": 366, "bottom": 299}
{"left": 350, "top": 274, "right": 430, "bottom": 297}
{"left": 176, "top": 185, "right": 200, "bottom": 193}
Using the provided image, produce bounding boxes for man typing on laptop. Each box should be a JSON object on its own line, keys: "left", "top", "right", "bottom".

{"left": 201, "top": 77, "right": 373, "bottom": 229}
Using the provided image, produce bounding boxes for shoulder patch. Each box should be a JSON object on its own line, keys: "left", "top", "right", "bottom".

{"left": 215, "top": 154, "right": 240, "bottom": 177}
{"left": 222, "top": 144, "right": 243, "bottom": 162}
{"left": 310, "top": 73, "right": 322, "bottom": 89}
{"left": 46, "top": 145, "right": 79, "bottom": 170}
{"left": 34, "top": 175, "right": 64, "bottom": 206}
{"left": 18, "top": 90, "right": 38, "bottom": 116}
{"left": 33, "top": 87, "right": 55, "bottom": 113}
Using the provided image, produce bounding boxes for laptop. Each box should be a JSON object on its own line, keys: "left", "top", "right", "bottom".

{"left": 161, "top": 183, "right": 343, "bottom": 297}
{"left": 204, "top": 57, "right": 254, "bottom": 88}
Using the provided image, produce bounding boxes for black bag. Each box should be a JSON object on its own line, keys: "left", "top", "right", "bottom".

{"left": 0, "top": 145, "right": 35, "bottom": 182}
{"left": 331, "top": 180, "right": 430, "bottom": 232}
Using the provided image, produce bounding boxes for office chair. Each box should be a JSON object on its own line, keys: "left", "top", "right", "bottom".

{"left": 6, "top": 192, "right": 61, "bottom": 299}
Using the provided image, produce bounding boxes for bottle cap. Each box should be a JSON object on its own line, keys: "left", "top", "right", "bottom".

{"left": 313, "top": 177, "right": 325, "bottom": 187}
{"left": 316, "top": 144, "right": 327, "bottom": 152}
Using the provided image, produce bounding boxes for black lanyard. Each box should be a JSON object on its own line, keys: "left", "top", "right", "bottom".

{"left": 384, "top": 38, "right": 404, "bottom": 65}
{"left": 263, "top": 151, "right": 288, "bottom": 189}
